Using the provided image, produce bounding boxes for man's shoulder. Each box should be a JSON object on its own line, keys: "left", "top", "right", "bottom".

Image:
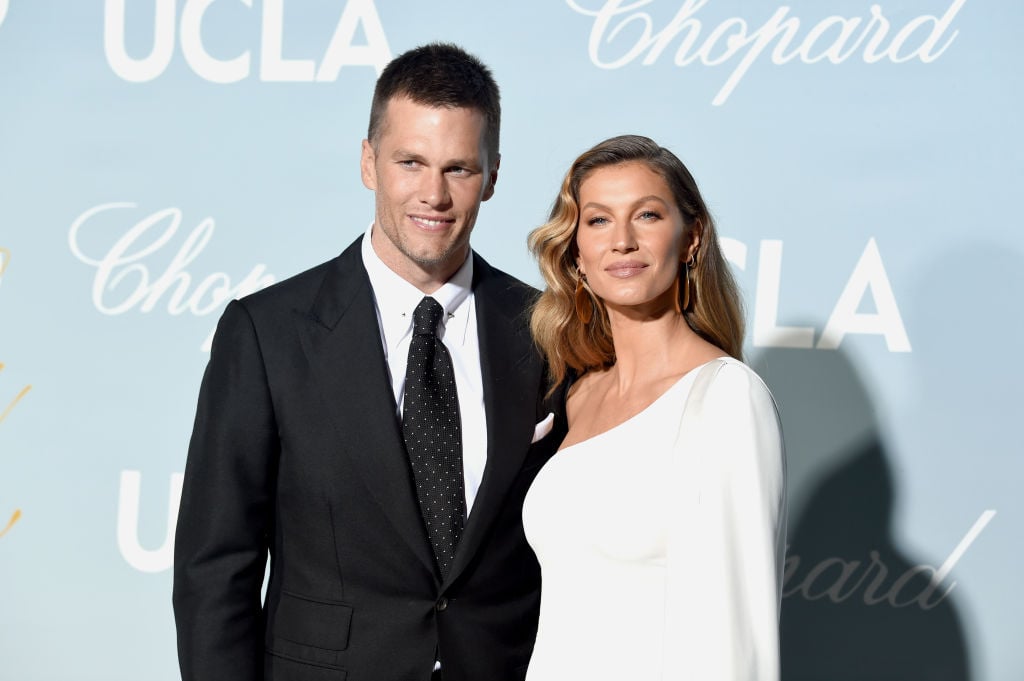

{"left": 238, "top": 238, "right": 363, "bottom": 316}
{"left": 243, "top": 258, "right": 334, "bottom": 307}
{"left": 472, "top": 251, "right": 539, "bottom": 308}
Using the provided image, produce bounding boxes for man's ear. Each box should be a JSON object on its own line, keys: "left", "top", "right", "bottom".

{"left": 360, "top": 139, "right": 377, "bottom": 191}
{"left": 482, "top": 153, "right": 500, "bottom": 202}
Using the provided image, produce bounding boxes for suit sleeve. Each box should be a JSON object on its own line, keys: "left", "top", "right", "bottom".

{"left": 663, "top": 362, "right": 787, "bottom": 680}
{"left": 173, "top": 299, "right": 279, "bottom": 681}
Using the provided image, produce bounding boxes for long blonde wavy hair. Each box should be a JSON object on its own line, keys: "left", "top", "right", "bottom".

{"left": 528, "top": 135, "right": 745, "bottom": 388}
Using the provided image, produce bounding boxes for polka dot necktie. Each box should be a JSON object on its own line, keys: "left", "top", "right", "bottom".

{"left": 402, "top": 296, "right": 465, "bottom": 579}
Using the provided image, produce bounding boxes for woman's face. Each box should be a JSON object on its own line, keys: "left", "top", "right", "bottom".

{"left": 574, "top": 161, "right": 694, "bottom": 313}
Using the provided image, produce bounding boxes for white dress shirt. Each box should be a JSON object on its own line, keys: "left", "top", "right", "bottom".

{"left": 360, "top": 226, "right": 488, "bottom": 514}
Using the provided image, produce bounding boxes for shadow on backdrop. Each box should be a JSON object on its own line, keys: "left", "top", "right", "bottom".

{"left": 752, "top": 347, "right": 970, "bottom": 681}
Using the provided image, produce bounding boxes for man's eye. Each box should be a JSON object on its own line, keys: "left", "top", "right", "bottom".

{"left": 447, "top": 166, "right": 468, "bottom": 175}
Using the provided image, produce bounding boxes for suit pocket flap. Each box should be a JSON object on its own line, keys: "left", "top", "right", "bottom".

{"left": 275, "top": 591, "right": 353, "bottom": 651}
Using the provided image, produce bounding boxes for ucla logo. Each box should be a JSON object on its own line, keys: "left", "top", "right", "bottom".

{"left": 104, "top": 0, "right": 390, "bottom": 83}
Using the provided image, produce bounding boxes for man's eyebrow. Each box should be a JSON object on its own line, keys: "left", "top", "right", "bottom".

{"left": 390, "top": 148, "right": 425, "bottom": 160}
{"left": 444, "top": 157, "right": 482, "bottom": 169}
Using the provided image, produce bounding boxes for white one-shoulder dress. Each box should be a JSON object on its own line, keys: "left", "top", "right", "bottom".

{"left": 522, "top": 358, "right": 786, "bottom": 681}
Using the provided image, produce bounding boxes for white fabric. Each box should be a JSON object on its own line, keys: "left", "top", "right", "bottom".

{"left": 360, "top": 226, "right": 487, "bottom": 514}
{"left": 522, "top": 357, "right": 786, "bottom": 681}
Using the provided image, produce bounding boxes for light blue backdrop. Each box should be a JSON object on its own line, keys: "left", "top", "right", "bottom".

{"left": 1, "top": 1, "right": 1020, "bottom": 679}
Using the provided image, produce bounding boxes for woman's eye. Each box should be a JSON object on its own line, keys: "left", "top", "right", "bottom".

{"left": 586, "top": 216, "right": 608, "bottom": 226}
{"left": 638, "top": 210, "right": 662, "bottom": 220}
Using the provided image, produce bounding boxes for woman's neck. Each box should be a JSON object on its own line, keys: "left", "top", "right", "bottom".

{"left": 602, "top": 304, "right": 701, "bottom": 393}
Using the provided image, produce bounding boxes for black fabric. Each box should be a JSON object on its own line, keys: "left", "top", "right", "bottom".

{"left": 173, "top": 238, "right": 568, "bottom": 681}
{"left": 403, "top": 296, "right": 465, "bottom": 578}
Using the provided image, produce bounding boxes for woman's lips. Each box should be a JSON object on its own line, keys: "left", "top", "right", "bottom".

{"left": 604, "top": 262, "right": 648, "bottom": 278}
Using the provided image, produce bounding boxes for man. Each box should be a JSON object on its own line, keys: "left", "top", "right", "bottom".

{"left": 173, "top": 43, "right": 564, "bottom": 681}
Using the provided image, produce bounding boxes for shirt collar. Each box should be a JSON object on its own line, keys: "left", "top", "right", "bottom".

{"left": 361, "top": 224, "right": 474, "bottom": 350}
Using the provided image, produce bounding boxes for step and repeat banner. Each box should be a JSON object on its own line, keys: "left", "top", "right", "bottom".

{"left": 1, "top": 1, "right": 1020, "bottom": 679}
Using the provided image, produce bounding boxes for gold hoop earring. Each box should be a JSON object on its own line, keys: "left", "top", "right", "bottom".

{"left": 681, "top": 254, "right": 696, "bottom": 312}
{"left": 681, "top": 263, "right": 691, "bottom": 312}
{"left": 671, "top": 274, "right": 683, "bottom": 314}
{"left": 575, "top": 272, "right": 594, "bottom": 324}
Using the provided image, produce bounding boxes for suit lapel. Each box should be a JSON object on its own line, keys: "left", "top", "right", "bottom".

{"left": 444, "top": 254, "right": 540, "bottom": 587}
{"left": 297, "top": 238, "right": 436, "bottom": 577}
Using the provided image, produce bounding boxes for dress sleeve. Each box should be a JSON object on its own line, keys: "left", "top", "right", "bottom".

{"left": 662, "top": 361, "right": 787, "bottom": 680}
{"left": 173, "top": 299, "right": 279, "bottom": 680}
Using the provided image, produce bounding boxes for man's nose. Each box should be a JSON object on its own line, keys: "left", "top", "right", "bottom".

{"left": 420, "top": 171, "right": 452, "bottom": 209}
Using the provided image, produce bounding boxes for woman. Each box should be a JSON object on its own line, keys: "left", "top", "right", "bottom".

{"left": 523, "top": 135, "right": 786, "bottom": 680}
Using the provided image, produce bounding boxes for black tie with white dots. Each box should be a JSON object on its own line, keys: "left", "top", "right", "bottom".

{"left": 402, "top": 296, "right": 466, "bottom": 579}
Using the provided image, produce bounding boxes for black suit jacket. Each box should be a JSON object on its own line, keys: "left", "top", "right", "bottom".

{"left": 173, "top": 237, "right": 565, "bottom": 681}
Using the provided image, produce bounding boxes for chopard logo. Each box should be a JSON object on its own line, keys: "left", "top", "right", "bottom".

{"left": 69, "top": 202, "right": 277, "bottom": 351}
{"left": 566, "top": 0, "right": 967, "bottom": 105}
{"left": 784, "top": 510, "right": 995, "bottom": 609}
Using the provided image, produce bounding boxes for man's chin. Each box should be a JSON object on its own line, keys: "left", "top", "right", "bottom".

{"left": 407, "top": 245, "right": 469, "bottom": 270}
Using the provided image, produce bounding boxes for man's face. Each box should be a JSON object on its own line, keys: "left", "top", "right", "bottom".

{"left": 361, "top": 96, "right": 498, "bottom": 289}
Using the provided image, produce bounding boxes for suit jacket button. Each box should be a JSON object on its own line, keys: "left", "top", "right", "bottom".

{"left": 436, "top": 597, "right": 449, "bottom": 612}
